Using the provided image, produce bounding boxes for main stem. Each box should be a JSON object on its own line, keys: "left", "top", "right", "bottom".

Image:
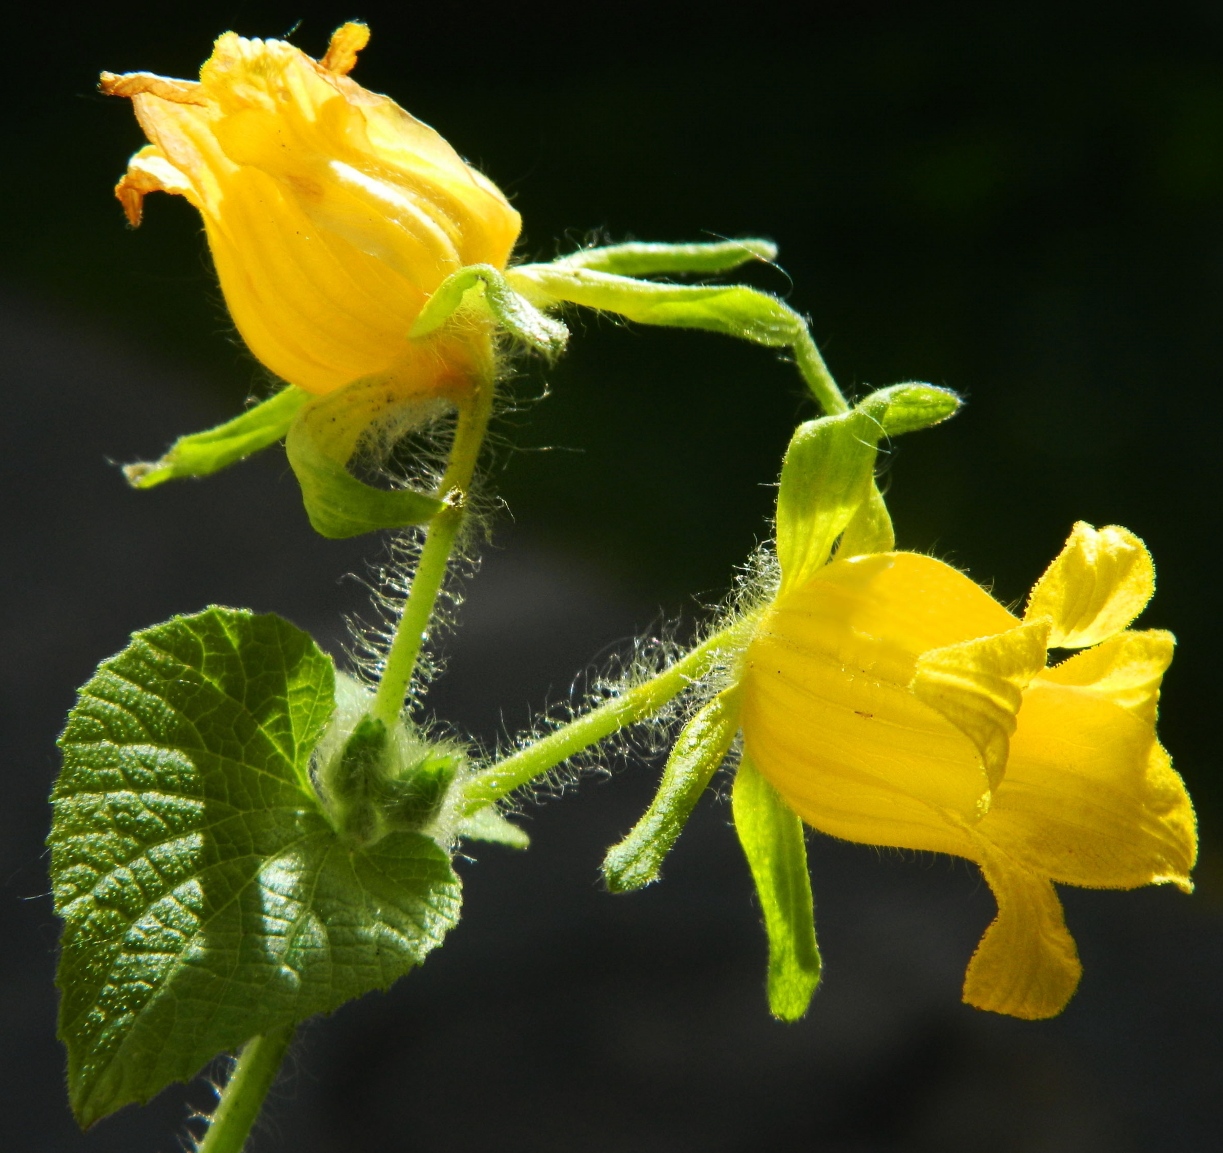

{"left": 371, "top": 361, "right": 496, "bottom": 726}
{"left": 196, "top": 1024, "right": 295, "bottom": 1153}
{"left": 462, "top": 613, "right": 760, "bottom": 814}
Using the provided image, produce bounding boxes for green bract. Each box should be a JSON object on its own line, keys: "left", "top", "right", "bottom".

{"left": 49, "top": 608, "right": 461, "bottom": 1127}
{"left": 551, "top": 238, "right": 776, "bottom": 276}
{"left": 731, "top": 755, "right": 821, "bottom": 1021}
{"left": 410, "top": 263, "right": 569, "bottom": 357}
{"left": 284, "top": 376, "right": 449, "bottom": 539}
{"left": 599, "top": 380, "right": 962, "bottom": 1020}
{"left": 123, "top": 385, "right": 308, "bottom": 489}
{"left": 602, "top": 687, "right": 742, "bottom": 893}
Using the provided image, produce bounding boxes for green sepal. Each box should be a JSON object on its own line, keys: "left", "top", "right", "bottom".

{"left": 602, "top": 688, "right": 741, "bottom": 892}
{"left": 411, "top": 263, "right": 569, "bottom": 357}
{"left": 836, "top": 484, "right": 896, "bottom": 559}
{"left": 123, "top": 386, "right": 308, "bottom": 489}
{"left": 550, "top": 238, "right": 777, "bottom": 277}
{"left": 49, "top": 607, "right": 461, "bottom": 1128}
{"left": 284, "top": 376, "right": 445, "bottom": 539}
{"left": 507, "top": 264, "right": 807, "bottom": 348}
{"left": 775, "top": 410, "right": 880, "bottom": 591}
{"left": 776, "top": 382, "right": 962, "bottom": 587}
{"left": 731, "top": 753, "right": 820, "bottom": 1021}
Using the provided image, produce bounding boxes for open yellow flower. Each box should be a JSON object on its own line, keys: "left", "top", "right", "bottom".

{"left": 740, "top": 521, "right": 1196, "bottom": 1019}
{"left": 101, "top": 23, "right": 521, "bottom": 396}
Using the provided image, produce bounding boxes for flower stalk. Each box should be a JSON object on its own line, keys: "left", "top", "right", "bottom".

{"left": 461, "top": 612, "right": 761, "bottom": 814}
{"left": 371, "top": 348, "right": 497, "bottom": 726}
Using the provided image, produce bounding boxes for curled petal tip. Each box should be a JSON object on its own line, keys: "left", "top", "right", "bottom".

{"left": 99, "top": 70, "right": 207, "bottom": 105}
{"left": 320, "top": 22, "right": 370, "bottom": 75}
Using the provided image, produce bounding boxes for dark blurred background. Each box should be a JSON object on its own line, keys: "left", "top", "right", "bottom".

{"left": 3, "top": 1, "right": 1222, "bottom": 1149}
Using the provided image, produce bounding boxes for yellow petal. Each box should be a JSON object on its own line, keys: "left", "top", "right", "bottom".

{"left": 204, "top": 167, "right": 425, "bottom": 393}
{"left": 742, "top": 552, "right": 1020, "bottom": 846}
{"left": 962, "top": 845, "right": 1081, "bottom": 1019}
{"left": 774, "top": 552, "right": 1019, "bottom": 672}
{"left": 114, "top": 146, "right": 200, "bottom": 226}
{"left": 116, "top": 87, "right": 233, "bottom": 218}
{"left": 978, "top": 680, "right": 1196, "bottom": 891}
{"left": 1024, "top": 522, "right": 1155, "bottom": 647}
{"left": 1039, "top": 628, "right": 1173, "bottom": 723}
{"left": 911, "top": 619, "right": 1050, "bottom": 790}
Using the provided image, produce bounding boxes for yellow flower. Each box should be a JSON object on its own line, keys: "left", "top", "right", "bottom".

{"left": 101, "top": 23, "right": 521, "bottom": 396}
{"left": 740, "top": 521, "right": 1196, "bottom": 1019}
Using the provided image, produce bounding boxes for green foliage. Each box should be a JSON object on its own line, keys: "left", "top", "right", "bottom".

{"left": 316, "top": 711, "right": 464, "bottom": 847}
{"left": 551, "top": 238, "right": 777, "bottom": 276}
{"left": 49, "top": 608, "right": 462, "bottom": 1127}
{"left": 319, "top": 714, "right": 390, "bottom": 844}
{"left": 284, "top": 377, "right": 446, "bottom": 538}
{"left": 410, "top": 263, "right": 570, "bottom": 356}
{"left": 123, "top": 386, "right": 308, "bottom": 489}
{"left": 731, "top": 754, "right": 821, "bottom": 1022}
{"left": 602, "top": 688, "right": 742, "bottom": 892}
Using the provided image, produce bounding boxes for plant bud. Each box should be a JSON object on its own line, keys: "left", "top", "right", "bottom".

{"left": 102, "top": 23, "right": 521, "bottom": 396}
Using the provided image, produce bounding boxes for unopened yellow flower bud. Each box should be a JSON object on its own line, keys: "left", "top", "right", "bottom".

{"left": 102, "top": 23, "right": 521, "bottom": 396}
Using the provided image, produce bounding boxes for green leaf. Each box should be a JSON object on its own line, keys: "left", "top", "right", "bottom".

{"left": 775, "top": 410, "right": 880, "bottom": 591}
{"left": 284, "top": 376, "right": 445, "bottom": 539}
{"left": 50, "top": 608, "right": 461, "bottom": 1128}
{"left": 506, "top": 265, "right": 806, "bottom": 347}
{"left": 411, "top": 263, "right": 569, "bottom": 356}
{"left": 731, "top": 753, "right": 820, "bottom": 1021}
{"left": 602, "top": 688, "right": 741, "bottom": 893}
{"left": 123, "top": 386, "right": 309, "bottom": 489}
{"left": 550, "top": 238, "right": 777, "bottom": 276}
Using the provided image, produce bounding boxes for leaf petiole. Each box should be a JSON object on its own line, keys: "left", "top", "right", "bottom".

{"left": 197, "top": 1024, "right": 295, "bottom": 1153}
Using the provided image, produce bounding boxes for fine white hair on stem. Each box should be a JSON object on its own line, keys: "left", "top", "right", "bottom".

{"left": 340, "top": 348, "right": 529, "bottom": 707}
{"left": 484, "top": 540, "right": 780, "bottom": 810}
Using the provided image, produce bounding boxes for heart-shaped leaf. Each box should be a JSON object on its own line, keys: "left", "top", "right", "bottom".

{"left": 50, "top": 608, "right": 461, "bottom": 1127}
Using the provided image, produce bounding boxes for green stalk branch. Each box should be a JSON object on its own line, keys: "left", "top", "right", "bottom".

{"left": 197, "top": 1024, "right": 295, "bottom": 1153}
{"left": 462, "top": 613, "right": 761, "bottom": 814}
{"left": 371, "top": 355, "right": 496, "bottom": 726}
{"left": 792, "top": 326, "right": 848, "bottom": 415}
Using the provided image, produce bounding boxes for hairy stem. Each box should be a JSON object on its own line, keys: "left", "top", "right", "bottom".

{"left": 461, "top": 613, "right": 760, "bottom": 813}
{"left": 371, "top": 355, "right": 495, "bottom": 726}
{"left": 197, "top": 1024, "right": 295, "bottom": 1153}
